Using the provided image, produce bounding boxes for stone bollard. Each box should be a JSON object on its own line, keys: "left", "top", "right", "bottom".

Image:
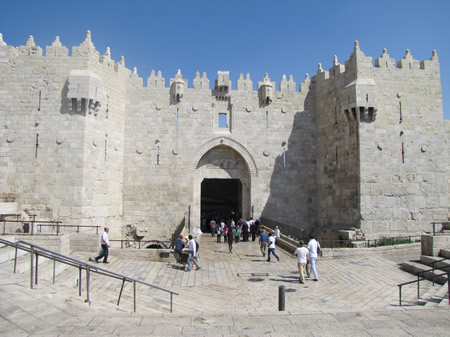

{"left": 278, "top": 285, "right": 285, "bottom": 311}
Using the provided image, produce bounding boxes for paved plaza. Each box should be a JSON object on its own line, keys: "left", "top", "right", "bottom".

{"left": 0, "top": 234, "right": 449, "bottom": 336}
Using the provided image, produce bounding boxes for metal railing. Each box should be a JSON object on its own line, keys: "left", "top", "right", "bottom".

{"left": 0, "top": 238, "right": 178, "bottom": 312}
{"left": 432, "top": 222, "right": 450, "bottom": 236}
{"left": 1, "top": 218, "right": 100, "bottom": 236}
{"left": 110, "top": 239, "right": 170, "bottom": 249}
{"left": 398, "top": 265, "right": 450, "bottom": 306}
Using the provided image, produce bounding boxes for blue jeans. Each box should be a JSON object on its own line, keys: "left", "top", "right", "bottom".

{"left": 310, "top": 257, "right": 318, "bottom": 280}
{"left": 211, "top": 228, "right": 216, "bottom": 237}
{"left": 187, "top": 251, "right": 200, "bottom": 271}
{"left": 267, "top": 248, "right": 279, "bottom": 261}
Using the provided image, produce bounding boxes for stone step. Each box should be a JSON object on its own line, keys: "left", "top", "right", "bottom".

{"left": 400, "top": 260, "right": 448, "bottom": 285}
{"left": 0, "top": 242, "right": 28, "bottom": 263}
{"left": 439, "top": 249, "right": 450, "bottom": 259}
{"left": 425, "top": 282, "right": 449, "bottom": 307}
{"left": 420, "top": 255, "right": 450, "bottom": 270}
{"left": 415, "top": 283, "right": 443, "bottom": 306}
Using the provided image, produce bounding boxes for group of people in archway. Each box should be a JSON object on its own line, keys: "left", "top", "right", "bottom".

{"left": 209, "top": 217, "right": 260, "bottom": 243}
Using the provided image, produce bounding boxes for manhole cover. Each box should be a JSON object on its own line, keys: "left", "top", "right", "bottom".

{"left": 285, "top": 288, "right": 296, "bottom": 293}
{"left": 248, "top": 278, "right": 265, "bottom": 282}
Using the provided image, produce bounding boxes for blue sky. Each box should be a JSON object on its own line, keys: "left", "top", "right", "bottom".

{"left": 1, "top": 0, "right": 449, "bottom": 120}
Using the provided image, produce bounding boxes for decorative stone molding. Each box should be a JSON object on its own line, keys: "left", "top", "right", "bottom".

{"left": 191, "top": 137, "right": 258, "bottom": 177}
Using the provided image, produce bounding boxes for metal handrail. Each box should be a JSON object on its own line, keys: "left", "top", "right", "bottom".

{"left": 0, "top": 238, "right": 178, "bottom": 312}
{"left": 109, "top": 239, "right": 170, "bottom": 249}
{"left": 1, "top": 219, "right": 100, "bottom": 236}
{"left": 432, "top": 221, "right": 450, "bottom": 236}
{"left": 398, "top": 269, "right": 450, "bottom": 306}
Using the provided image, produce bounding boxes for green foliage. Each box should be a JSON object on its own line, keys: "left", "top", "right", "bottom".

{"left": 374, "top": 236, "right": 413, "bottom": 247}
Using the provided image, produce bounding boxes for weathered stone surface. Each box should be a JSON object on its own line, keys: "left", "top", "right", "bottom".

{"left": 0, "top": 33, "right": 447, "bottom": 241}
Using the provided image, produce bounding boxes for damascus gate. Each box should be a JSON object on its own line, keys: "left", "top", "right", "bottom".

{"left": 0, "top": 31, "right": 448, "bottom": 242}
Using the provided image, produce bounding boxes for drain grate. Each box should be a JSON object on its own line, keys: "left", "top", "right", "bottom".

{"left": 285, "top": 288, "right": 296, "bottom": 293}
{"left": 248, "top": 278, "right": 265, "bottom": 282}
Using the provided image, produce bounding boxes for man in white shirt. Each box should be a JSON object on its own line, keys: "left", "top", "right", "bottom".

{"left": 187, "top": 234, "right": 201, "bottom": 272}
{"left": 307, "top": 234, "right": 320, "bottom": 281}
{"left": 266, "top": 232, "right": 280, "bottom": 262}
{"left": 293, "top": 240, "right": 309, "bottom": 284}
{"left": 90, "top": 227, "right": 111, "bottom": 264}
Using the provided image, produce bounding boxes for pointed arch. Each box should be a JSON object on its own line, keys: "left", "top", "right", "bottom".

{"left": 191, "top": 137, "right": 258, "bottom": 177}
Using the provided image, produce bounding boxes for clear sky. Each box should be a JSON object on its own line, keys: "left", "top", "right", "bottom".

{"left": 1, "top": 0, "right": 449, "bottom": 120}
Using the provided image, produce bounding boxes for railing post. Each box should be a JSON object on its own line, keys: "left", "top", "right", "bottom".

{"left": 79, "top": 267, "right": 82, "bottom": 296}
{"left": 448, "top": 273, "right": 450, "bottom": 305}
{"left": 117, "top": 278, "right": 126, "bottom": 306}
{"left": 56, "top": 223, "right": 60, "bottom": 236}
{"left": 14, "top": 247, "right": 18, "bottom": 273}
{"left": 399, "top": 285, "right": 402, "bottom": 306}
{"left": 35, "top": 252, "right": 39, "bottom": 285}
{"left": 30, "top": 246, "right": 34, "bottom": 289}
{"left": 417, "top": 274, "right": 420, "bottom": 299}
{"left": 86, "top": 266, "right": 90, "bottom": 303}
{"left": 432, "top": 222, "right": 435, "bottom": 236}
{"left": 170, "top": 293, "right": 173, "bottom": 313}
{"left": 278, "top": 285, "right": 285, "bottom": 311}
{"left": 133, "top": 281, "right": 137, "bottom": 313}
{"left": 53, "top": 259, "right": 56, "bottom": 284}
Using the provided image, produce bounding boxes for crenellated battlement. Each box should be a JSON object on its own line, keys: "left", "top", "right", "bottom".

{"left": 312, "top": 41, "right": 440, "bottom": 85}
{"left": 0, "top": 32, "right": 440, "bottom": 97}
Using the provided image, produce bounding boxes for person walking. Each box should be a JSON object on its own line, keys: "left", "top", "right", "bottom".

{"left": 259, "top": 230, "right": 269, "bottom": 257}
{"left": 90, "top": 227, "right": 111, "bottom": 264}
{"left": 174, "top": 234, "right": 185, "bottom": 263}
{"left": 293, "top": 240, "right": 309, "bottom": 284}
{"left": 187, "top": 235, "right": 201, "bottom": 272}
{"left": 227, "top": 226, "right": 234, "bottom": 253}
{"left": 307, "top": 234, "right": 321, "bottom": 281}
{"left": 210, "top": 219, "right": 216, "bottom": 237}
{"left": 267, "top": 232, "right": 280, "bottom": 262}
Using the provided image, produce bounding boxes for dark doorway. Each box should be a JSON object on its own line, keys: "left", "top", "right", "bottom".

{"left": 201, "top": 178, "right": 241, "bottom": 232}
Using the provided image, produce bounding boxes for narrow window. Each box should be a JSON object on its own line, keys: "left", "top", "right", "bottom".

{"left": 176, "top": 108, "right": 179, "bottom": 127}
{"left": 219, "top": 113, "right": 227, "bottom": 128}
{"left": 266, "top": 111, "right": 269, "bottom": 128}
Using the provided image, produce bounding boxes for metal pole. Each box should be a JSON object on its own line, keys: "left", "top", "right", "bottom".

{"left": 14, "top": 247, "right": 18, "bottom": 273}
{"left": 417, "top": 275, "right": 420, "bottom": 299}
{"left": 35, "top": 253, "right": 39, "bottom": 285}
{"left": 53, "top": 259, "right": 56, "bottom": 284}
{"left": 133, "top": 281, "right": 136, "bottom": 313}
{"left": 399, "top": 286, "right": 402, "bottom": 306}
{"left": 447, "top": 273, "right": 450, "bottom": 305}
{"left": 278, "top": 285, "right": 285, "bottom": 311}
{"left": 432, "top": 222, "right": 435, "bottom": 236}
{"left": 170, "top": 293, "right": 173, "bottom": 313}
{"left": 117, "top": 278, "right": 126, "bottom": 305}
{"left": 86, "top": 267, "right": 90, "bottom": 303}
{"left": 79, "top": 267, "right": 82, "bottom": 296}
{"left": 30, "top": 247, "right": 34, "bottom": 289}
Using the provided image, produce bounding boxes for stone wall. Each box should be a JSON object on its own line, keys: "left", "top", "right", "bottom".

{"left": 421, "top": 234, "right": 450, "bottom": 256}
{"left": 0, "top": 32, "right": 447, "bottom": 241}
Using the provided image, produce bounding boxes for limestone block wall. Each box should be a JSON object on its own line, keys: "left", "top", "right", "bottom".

{"left": 0, "top": 32, "right": 128, "bottom": 240}
{"left": 357, "top": 50, "right": 447, "bottom": 239}
{"left": 123, "top": 71, "right": 317, "bottom": 237}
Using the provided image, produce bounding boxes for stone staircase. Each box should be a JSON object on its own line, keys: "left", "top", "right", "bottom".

{"left": 400, "top": 248, "right": 450, "bottom": 306}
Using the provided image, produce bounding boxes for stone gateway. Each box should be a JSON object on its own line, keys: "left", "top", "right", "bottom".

{"left": 0, "top": 31, "right": 448, "bottom": 241}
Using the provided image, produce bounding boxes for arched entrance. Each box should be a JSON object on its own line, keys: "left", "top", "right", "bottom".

{"left": 191, "top": 137, "right": 257, "bottom": 231}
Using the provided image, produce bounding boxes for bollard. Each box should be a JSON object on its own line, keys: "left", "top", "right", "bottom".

{"left": 278, "top": 285, "right": 285, "bottom": 311}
